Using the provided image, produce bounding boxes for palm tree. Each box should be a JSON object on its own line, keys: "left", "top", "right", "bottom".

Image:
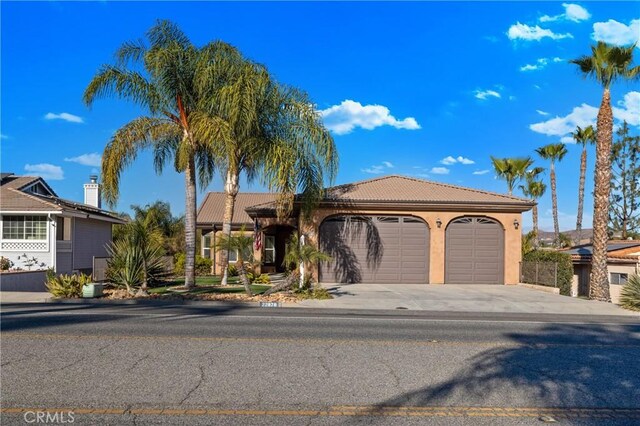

{"left": 519, "top": 167, "right": 546, "bottom": 247}
{"left": 536, "top": 143, "right": 568, "bottom": 247}
{"left": 263, "top": 231, "right": 331, "bottom": 295}
{"left": 572, "top": 125, "right": 596, "bottom": 244}
{"left": 131, "top": 201, "right": 184, "bottom": 254}
{"left": 210, "top": 68, "right": 338, "bottom": 285}
{"left": 214, "top": 228, "right": 255, "bottom": 296}
{"left": 571, "top": 41, "right": 639, "bottom": 301}
{"left": 490, "top": 156, "right": 534, "bottom": 195}
{"left": 84, "top": 21, "right": 232, "bottom": 289}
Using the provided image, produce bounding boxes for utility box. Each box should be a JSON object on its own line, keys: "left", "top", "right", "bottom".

{"left": 82, "top": 283, "right": 104, "bottom": 298}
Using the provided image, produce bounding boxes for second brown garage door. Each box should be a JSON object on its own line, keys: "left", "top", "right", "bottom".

{"left": 445, "top": 216, "right": 504, "bottom": 284}
{"left": 319, "top": 215, "right": 429, "bottom": 284}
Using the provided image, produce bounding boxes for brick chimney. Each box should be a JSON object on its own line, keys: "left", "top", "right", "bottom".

{"left": 83, "top": 175, "right": 101, "bottom": 208}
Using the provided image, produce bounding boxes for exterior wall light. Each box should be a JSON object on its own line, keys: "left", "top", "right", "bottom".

{"left": 514, "top": 219, "right": 520, "bottom": 229}
{"left": 436, "top": 218, "right": 442, "bottom": 228}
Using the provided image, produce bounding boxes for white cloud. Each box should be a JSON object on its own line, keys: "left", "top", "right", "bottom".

{"left": 560, "top": 135, "right": 575, "bottom": 144}
{"left": 44, "top": 112, "right": 84, "bottom": 123}
{"left": 530, "top": 91, "right": 640, "bottom": 137}
{"left": 533, "top": 84, "right": 542, "bottom": 90}
{"left": 530, "top": 103, "right": 599, "bottom": 136}
{"left": 474, "top": 89, "right": 501, "bottom": 100}
{"left": 440, "top": 156, "right": 475, "bottom": 165}
{"left": 429, "top": 167, "right": 450, "bottom": 175}
{"left": 613, "top": 91, "right": 640, "bottom": 126}
{"left": 472, "top": 170, "right": 490, "bottom": 175}
{"left": 64, "top": 153, "right": 102, "bottom": 167}
{"left": 507, "top": 22, "right": 573, "bottom": 41}
{"left": 24, "top": 163, "right": 64, "bottom": 180}
{"left": 540, "top": 3, "right": 590, "bottom": 23}
{"left": 592, "top": 19, "right": 640, "bottom": 46}
{"left": 320, "top": 100, "right": 420, "bottom": 135}
{"left": 536, "top": 110, "right": 550, "bottom": 116}
{"left": 362, "top": 161, "right": 394, "bottom": 175}
{"left": 520, "top": 57, "right": 563, "bottom": 72}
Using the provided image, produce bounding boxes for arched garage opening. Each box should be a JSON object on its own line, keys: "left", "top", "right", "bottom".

{"left": 319, "top": 215, "right": 429, "bottom": 284}
{"left": 445, "top": 216, "right": 504, "bottom": 284}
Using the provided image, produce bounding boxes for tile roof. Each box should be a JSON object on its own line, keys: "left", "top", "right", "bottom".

{"left": 323, "top": 175, "right": 534, "bottom": 206}
{"left": 564, "top": 241, "right": 640, "bottom": 263}
{"left": 197, "top": 192, "right": 278, "bottom": 226}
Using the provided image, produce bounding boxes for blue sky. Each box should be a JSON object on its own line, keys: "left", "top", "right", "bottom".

{"left": 1, "top": 1, "right": 638, "bottom": 231}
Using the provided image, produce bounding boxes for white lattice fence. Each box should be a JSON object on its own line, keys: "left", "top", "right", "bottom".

{"left": 1, "top": 241, "right": 48, "bottom": 251}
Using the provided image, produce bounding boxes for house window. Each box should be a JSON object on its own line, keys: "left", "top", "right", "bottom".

{"left": 202, "top": 232, "right": 212, "bottom": 259}
{"left": 228, "top": 247, "right": 252, "bottom": 263}
{"left": 2, "top": 216, "right": 47, "bottom": 240}
{"left": 610, "top": 273, "right": 629, "bottom": 285}
{"left": 264, "top": 235, "right": 275, "bottom": 264}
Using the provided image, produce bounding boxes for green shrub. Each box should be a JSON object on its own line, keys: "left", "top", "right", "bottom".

{"left": 46, "top": 273, "right": 92, "bottom": 298}
{"left": 174, "top": 253, "right": 212, "bottom": 276}
{"left": 522, "top": 250, "right": 573, "bottom": 296}
{"left": 252, "top": 273, "right": 271, "bottom": 284}
{"left": 0, "top": 256, "right": 13, "bottom": 271}
{"left": 294, "top": 287, "right": 332, "bottom": 300}
{"left": 227, "top": 264, "right": 239, "bottom": 277}
{"left": 620, "top": 274, "right": 640, "bottom": 311}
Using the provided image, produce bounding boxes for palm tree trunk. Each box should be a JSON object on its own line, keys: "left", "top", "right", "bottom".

{"left": 184, "top": 157, "right": 197, "bottom": 289}
{"left": 575, "top": 147, "right": 587, "bottom": 244}
{"left": 532, "top": 204, "right": 539, "bottom": 247}
{"left": 236, "top": 258, "right": 253, "bottom": 296}
{"left": 220, "top": 170, "right": 239, "bottom": 286}
{"left": 589, "top": 89, "right": 613, "bottom": 302}
{"left": 551, "top": 162, "right": 559, "bottom": 247}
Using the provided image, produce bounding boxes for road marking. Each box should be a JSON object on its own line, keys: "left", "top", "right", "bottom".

{"left": 2, "top": 406, "right": 639, "bottom": 419}
{"left": 3, "top": 332, "right": 639, "bottom": 348}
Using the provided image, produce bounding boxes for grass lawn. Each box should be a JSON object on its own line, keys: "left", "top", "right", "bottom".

{"left": 148, "top": 275, "right": 270, "bottom": 295}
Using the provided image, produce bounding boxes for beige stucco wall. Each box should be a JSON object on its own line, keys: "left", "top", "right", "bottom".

{"left": 299, "top": 208, "right": 523, "bottom": 285}
{"left": 608, "top": 263, "right": 639, "bottom": 304}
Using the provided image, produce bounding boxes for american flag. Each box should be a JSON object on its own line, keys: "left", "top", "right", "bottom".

{"left": 254, "top": 219, "right": 262, "bottom": 250}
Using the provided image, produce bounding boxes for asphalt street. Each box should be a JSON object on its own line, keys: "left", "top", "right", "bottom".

{"left": 1, "top": 302, "right": 639, "bottom": 425}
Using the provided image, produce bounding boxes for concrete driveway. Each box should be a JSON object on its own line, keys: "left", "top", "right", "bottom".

{"left": 299, "top": 284, "right": 639, "bottom": 316}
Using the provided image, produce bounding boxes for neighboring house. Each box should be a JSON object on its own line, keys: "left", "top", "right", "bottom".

{"left": 564, "top": 241, "right": 640, "bottom": 304}
{"left": 0, "top": 173, "right": 125, "bottom": 275}
{"left": 197, "top": 175, "right": 534, "bottom": 285}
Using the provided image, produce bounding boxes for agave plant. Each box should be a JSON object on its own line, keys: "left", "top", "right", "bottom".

{"left": 620, "top": 274, "right": 640, "bottom": 311}
{"left": 46, "top": 273, "right": 92, "bottom": 298}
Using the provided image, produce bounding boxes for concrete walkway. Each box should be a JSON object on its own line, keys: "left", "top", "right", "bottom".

{"left": 298, "top": 284, "right": 640, "bottom": 316}
{"left": 0, "top": 292, "right": 50, "bottom": 304}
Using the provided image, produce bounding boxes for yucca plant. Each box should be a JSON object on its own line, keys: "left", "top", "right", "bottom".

{"left": 106, "top": 220, "right": 167, "bottom": 296}
{"left": 46, "top": 273, "right": 92, "bottom": 298}
{"left": 620, "top": 274, "right": 640, "bottom": 311}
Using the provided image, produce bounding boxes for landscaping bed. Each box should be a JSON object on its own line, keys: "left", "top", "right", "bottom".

{"left": 103, "top": 287, "right": 300, "bottom": 303}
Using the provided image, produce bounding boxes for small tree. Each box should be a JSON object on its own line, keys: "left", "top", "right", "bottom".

{"left": 214, "top": 228, "right": 254, "bottom": 296}
{"left": 609, "top": 121, "right": 640, "bottom": 239}
{"left": 536, "top": 143, "right": 568, "bottom": 247}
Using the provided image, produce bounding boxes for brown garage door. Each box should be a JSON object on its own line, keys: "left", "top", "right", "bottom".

{"left": 445, "top": 216, "right": 504, "bottom": 284}
{"left": 319, "top": 215, "right": 429, "bottom": 284}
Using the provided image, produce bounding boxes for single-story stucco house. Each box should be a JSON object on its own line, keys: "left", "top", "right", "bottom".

{"left": 564, "top": 241, "right": 640, "bottom": 303}
{"left": 0, "top": 173, "right": 124, "bottom": 275}
{"left": 197, "top": 175, "right": 534, "bottom": 285}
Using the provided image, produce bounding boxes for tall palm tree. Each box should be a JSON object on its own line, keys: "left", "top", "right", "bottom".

{"left": 519, "top": 167, "right": 546, "bottom": 246}
{"left": 536, "top": 143, "right": 568, "bottom": 247}
{"left": 571, "top": 42, "right": 639, "bottom": 301}
{"left": 209, "top": 67, "right": 338, "bottom": 285}
{"left": 571, "top": 125, "right": 596, "bottom": 244}
{"left": 490, "top": 156, "right": 534, "bottom": 195}
{"left": 84, "top": 21, "right": 232, "bottom": 289}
